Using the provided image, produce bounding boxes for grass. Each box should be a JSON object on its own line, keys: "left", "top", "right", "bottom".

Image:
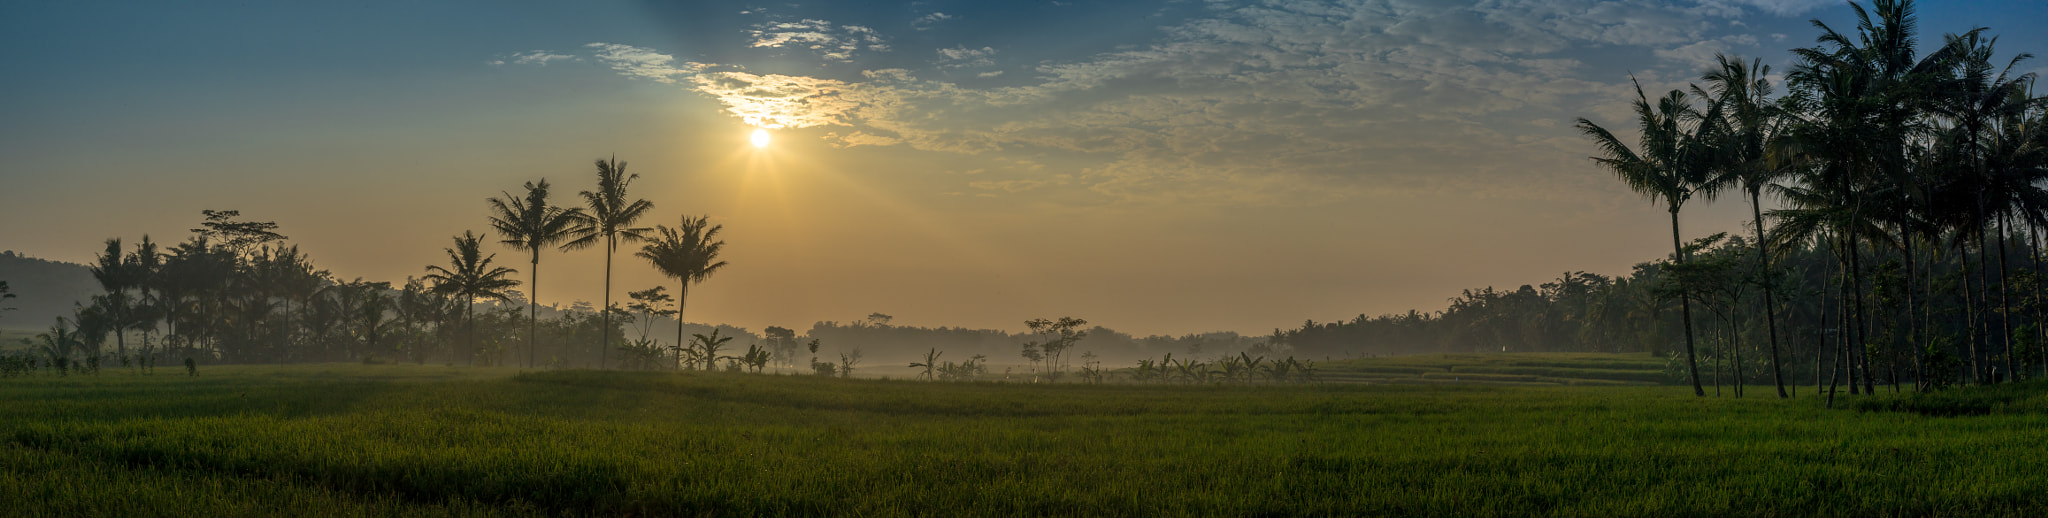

{"left": 4, "top": 360, "right": 2048, "bottom": 516}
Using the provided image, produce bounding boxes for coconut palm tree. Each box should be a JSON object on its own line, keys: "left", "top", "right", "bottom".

{"left": 424, "top": 231, "right": 520, "bottom": 366}
{"left": 1696, "top": 54, "right": 1796, "bottom": 398}
{"left": 1577, "top": 79, "right": 1715, "bottom": 396}
{"left": 488, "top": 178, "right": 586, "bottom": 368}
{"left": 88, "top": 238, "right": 134, "bottom": 359}
{"left": 636, "top": 215, "right": 727, "bottom": 364}
{"left": 562, "top": 157, "right": 655, "bottom": 370}
{"left": 1926, "top": 30, "right": 2040, "bottom": 382}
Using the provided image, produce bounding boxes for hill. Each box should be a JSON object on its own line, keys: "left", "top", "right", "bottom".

{"left": 0, "top": 251, "right": 97, "bottom": 330}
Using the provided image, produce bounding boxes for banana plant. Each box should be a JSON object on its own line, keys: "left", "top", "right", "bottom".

{"left": 908, "top": 348, "right": 943, "bottom": 380}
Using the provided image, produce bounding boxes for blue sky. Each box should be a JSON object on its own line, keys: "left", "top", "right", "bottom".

{"left": 3, "top": 0, "right": 2044, "bottom": 335}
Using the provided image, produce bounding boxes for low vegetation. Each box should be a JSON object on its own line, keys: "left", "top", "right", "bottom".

{"left": 6, "top": 359, "right": 2048, "bottom": 516}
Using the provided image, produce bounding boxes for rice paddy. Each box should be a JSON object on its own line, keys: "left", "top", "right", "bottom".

{"left": 4, "top": 354, "right": 2046, "bottom": 516}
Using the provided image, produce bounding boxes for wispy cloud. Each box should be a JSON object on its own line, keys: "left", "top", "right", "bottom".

{"left": 1710, "top": 0, "right": 1842, "bottom": 16}
{"left": 912, "top": 12, "right": 952, "bottom": 31}
{"left": 584, "top": 43, "right": 700, "bottom": 83}
{"left": 1654, "top": 34, "right": 1760, "bottom": 68}
{"left": 748, "top": 18, "right": 890, "bottom": 62}
{"left": 490, "top": 50, "right": 578, "bottom": 66}
{"left": 936, "top": 46, "right": 996, "bottom": 68}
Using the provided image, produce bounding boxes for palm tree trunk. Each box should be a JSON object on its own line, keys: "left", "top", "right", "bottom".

{"left": 1963, "top": 246, "right": 1982, "bottom": 384}
{"left": 1974, "top": 232, "right": 1993, "bottom": 383}
{"left": 466, "top": 299, "right": 476, "bottom": 366}
{"left": 1835, "top": 266, "right": 1851, "bottom": 409}
{"left": 1849, "top": 234, "right": 1874, "bottom": 394}
{"left": 1671, "top": 209, "right": 1704, "bottom": 397}
{"left": 601, "top": 235, "right": 614, "bottom": 370}
{"left": 529, "top": 256, "right": 540, "bottom": 369}
{"left": 1751, "top": 190, "right": 1787, "bottom": 398}
{"left": 2032, "top": 223, "right": 2046, "bottom": 379}
{"left": 1997, "top": 214, "right": 2016, "bottom": 382}
{"left": 1904, "top": 227, "right": 1923, "bottom": 391}
{"left": 676, "top": 282, "right": 689, "bottom": 371}
{"left": 1818, "top": 252, "right": 1831, "bottom": 397}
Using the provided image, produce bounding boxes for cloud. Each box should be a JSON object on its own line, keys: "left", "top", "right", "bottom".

{"left": 936, "top": 46, "right": 997, "bottom": 68}
{"left": 748, "top": 18, "right": 890, "bottom": 62}
{"left": 912, "top": 12, "right": 952, "bottom": 30}
{"left": 1654, "top": 34, "right": 1759, "bottom": 68}
{"left": 585, "top": 43, "right": 701, "bottom": 83}
{"left": 490, "top": 50, "right": 578, "bottom": 66}
{"left": 826, "top": 131, "right": 904, "bottom": 147}
{"left": 1712, "top": 0, "right": 1841, "bottom": 16}
{"left": 564, "top": 0, "right": 1771, "bottom": 205}
{"left": 688, "top": 69, "right": 858, "bottom": 129}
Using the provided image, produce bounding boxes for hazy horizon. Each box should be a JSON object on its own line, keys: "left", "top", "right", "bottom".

{"left": 4, "top": 0, "right": 2044, "bottom": 337}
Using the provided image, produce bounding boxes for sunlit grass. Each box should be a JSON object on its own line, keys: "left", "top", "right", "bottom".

{"left": 4, "top": 362, "right": 2047, "bottom": 516}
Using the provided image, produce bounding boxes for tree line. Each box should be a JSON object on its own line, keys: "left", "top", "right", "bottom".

{"left": 1280, "top": 0, "right": 2046, "bottom": 402}
{"left": 2, "top": 157, "right": 733, "bottom": 371}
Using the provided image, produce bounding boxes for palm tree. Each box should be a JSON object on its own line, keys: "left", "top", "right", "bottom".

{"left": 1927, "top": 30, "right": 2039, "bottom": 382}
{"left": 1695, "top": 54, "right": 1795, "bottom": 398}
{"left": 423, "top": 231, "right": 520, "bottom": 366}
{"left": 488, "top": 178, "right": 586, "bottom": 369}
{"left": 34, "top": 317, "right": 81, "bottom": 374}
{"left": 1785, "top": 0, "right": 1958, "bottom": 391}
{"left": 1577, "top": 79, "right": 1714, "bottom": 396}
{"left": 88, "top": 238, "right": 134, "bottom": 360}
{"left": 636, "top": 215, "right": 728, "bottom": 364}
{"left": 562, "top": 157, "right": 655, "bottom": 369}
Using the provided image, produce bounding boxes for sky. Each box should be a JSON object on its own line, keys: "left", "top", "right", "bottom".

{"left": 2, "top": 0, "right": 2045, "bottom": 336}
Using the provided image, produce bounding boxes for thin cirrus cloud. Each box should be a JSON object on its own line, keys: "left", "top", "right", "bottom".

{"left": 523, "top": 1, "right": 1810, "bottom": 204}
{"left": 489, "top": 50, "right": 578, "bottom": 66}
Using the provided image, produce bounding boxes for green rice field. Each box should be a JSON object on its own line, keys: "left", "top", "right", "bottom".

{"left": 4, "top": 354, "right": 2046, "bottom": 516}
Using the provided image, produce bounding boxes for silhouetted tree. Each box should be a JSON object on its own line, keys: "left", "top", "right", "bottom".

{"left": 489, "top": 178, "right": 585, "bottom": 368}
{"left": 637, "top": 214, "right": 727, "bottom": 365}
{"left": 424, "top": 231, "right": 520, "bottom": 366}
{"left": 562, "top": 157, "right": 654, "bottom": 369}
{"left": 1578, "top": 79, "right": 1715, "bottom": 396}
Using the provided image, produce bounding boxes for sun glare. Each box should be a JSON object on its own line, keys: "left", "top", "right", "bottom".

{"left": 750, "top": 129, "right": 771, "bottom": 148}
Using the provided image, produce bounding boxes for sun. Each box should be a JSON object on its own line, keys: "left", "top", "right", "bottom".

{"left": 750, "top": 128, "right": 771, "bottom": 148}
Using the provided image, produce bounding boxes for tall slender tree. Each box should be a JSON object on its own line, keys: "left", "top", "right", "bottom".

{"left": 488, "top": 179, "right": 586, "bottom": 368}
{"left": 1578, "top": 80, "right": 1715, "bottom": 396}
{"left": 424, "top": 231, "right": 520, "bottom": 366}
{"left": 637, "top": 214, "right": 728, "bottom": 363}
{"left": 562, "top": 157, "right": 655, "bottom": 369}
{"left": 88, "top": 238, "right": 134, "bottom": 359}
{"left": 1696, "top": 54, "right": 1796, "bottom": 398}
